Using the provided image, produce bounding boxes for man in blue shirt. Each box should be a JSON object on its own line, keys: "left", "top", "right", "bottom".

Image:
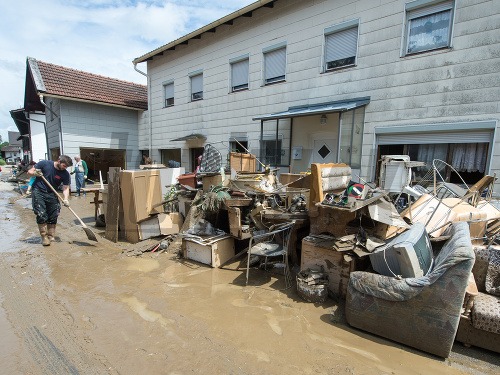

{"left": 28, "top": 155, "right": 72, "bottom": 246}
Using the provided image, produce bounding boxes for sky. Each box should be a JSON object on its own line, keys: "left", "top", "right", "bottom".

{"left": 0, "top": 0, "right": 255, "bottom": 143}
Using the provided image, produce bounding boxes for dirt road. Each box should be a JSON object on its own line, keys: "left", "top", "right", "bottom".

{"left": 0, "top": 179, "right": 498, "bottom": 374}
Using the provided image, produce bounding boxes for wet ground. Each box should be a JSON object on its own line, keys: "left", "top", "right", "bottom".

{"left": 0, "top": 176, "right": 499, "bottom": 374}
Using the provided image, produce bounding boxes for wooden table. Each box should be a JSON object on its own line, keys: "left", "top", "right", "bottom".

{"left": 81, "top": 187, "right": 103, "bottom": 220}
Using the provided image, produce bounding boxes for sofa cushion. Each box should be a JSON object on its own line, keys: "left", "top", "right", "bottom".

{"left": 485, "top": 248, "right": 500, "bottom": 296}
{"left": 472, "top": 293, "right": 500, "bottom": 334}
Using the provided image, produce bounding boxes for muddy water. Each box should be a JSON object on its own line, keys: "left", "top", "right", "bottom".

{"left": 0, "top": 181, "right": 499, "bottom": 374}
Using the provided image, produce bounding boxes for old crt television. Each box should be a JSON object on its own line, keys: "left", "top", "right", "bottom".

{"left": 369, "top": 222, "right": 433, "bottom": 278}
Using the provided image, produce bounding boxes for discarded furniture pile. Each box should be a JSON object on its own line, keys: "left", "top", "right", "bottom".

{"left": 96, "top": 148, "right": 499, "bottom": 358}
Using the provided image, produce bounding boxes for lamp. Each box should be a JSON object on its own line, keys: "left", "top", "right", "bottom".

{"left": 320, "top": 114, "right": 327, "bottom": 125}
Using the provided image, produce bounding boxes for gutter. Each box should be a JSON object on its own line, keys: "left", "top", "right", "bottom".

{"left": 134, "top": 63, "right": 152, "bottom": 158}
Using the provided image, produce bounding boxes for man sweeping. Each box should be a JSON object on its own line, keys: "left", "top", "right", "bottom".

{"left": 70, "top": 155, "right": 88, "bottom": 196}
{"left": 27, "top": 155, "right": 72, "bottom": 246}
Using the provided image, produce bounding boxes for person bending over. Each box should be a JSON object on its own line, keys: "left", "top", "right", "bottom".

{"left": 28, "top": 155, "right": 72, "bottom": 246}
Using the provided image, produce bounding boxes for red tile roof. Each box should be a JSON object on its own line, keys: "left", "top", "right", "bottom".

{"left": 34, "top": 59, "right": 147, "bottom": 110}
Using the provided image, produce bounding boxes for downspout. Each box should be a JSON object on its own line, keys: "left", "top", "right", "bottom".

{"left": 39, "top": 94, "right": 63, "bottom": 156}
{"left": 134, "top": 63, "right": 152, "bottom": 159}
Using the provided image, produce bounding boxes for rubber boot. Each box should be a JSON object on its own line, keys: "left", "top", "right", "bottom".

{"left": 47, "top": 224, "right": 56, "bottom": 242}
{"left": 38, "top": 224, "right": 51, "bottom": 246}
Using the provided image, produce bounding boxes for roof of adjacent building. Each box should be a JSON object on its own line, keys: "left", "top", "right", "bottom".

{"left": 133, "top": 0, "right": 275, "bottom": 64}
{"left": 8, "top": 131, "right": 22, "bottom": 146}
{"left": 1, "top": 145, "right": 21, "bottom": 152}
{"left": 26, "top": 57, "right": 147, "bottom": 111}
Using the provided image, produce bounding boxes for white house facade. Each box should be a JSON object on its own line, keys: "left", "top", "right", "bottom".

{"left": 134, "top": 0, "right": 499, "bottom": 189}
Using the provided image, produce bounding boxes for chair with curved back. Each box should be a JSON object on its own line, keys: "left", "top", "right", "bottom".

{"left": 245, "top": 221, "right": 295, "bottom": 289}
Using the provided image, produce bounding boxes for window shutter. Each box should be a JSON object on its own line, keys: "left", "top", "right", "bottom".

{"left": 231, "top": 59, "right": 249, "bottom": 88}
{"left": 265, "top": 47, "right": 286, "bottom": 81}
{"left": 407, "top": 1, "right": 453, "bottom": 18}
{"left": 165, "top": 83, "right": 174, "bottom": 99}
{"left": 191, "top": 74, "right": 203, "bottom": 93}
{"left": 325, "top": 27, "right": 358, "bottom": 63}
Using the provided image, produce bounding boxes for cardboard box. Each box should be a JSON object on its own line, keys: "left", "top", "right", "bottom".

{"left": 183, "top": 236, "right": 235, "bottom": 268}
{"left": 158, "top": 212, "right": 183, "bottom": 235}
{"left": 301, "top": 235, "right": 356, "bottom": 299}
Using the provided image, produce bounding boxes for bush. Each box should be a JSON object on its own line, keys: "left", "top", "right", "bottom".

{"left": 0, "top": 158, "right": 6, "bottom": 166}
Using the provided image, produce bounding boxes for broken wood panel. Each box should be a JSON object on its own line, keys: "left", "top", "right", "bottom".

{"left": 105, "top": 167, "right": 121, "bottom": 242}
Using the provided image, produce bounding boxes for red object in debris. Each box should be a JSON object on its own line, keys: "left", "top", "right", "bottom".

{"left": 177, "top": 173, "right": 197, "bottom": 189}
{"left": 348, "top": 183, "right": 365, "bottom": 198}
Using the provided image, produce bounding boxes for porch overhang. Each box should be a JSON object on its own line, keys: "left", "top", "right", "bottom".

{"left": 171, "top": 133, "right": 207, "bottom": 142}
{"left": 252, "top": 97, "right": 370, "bottom": 121}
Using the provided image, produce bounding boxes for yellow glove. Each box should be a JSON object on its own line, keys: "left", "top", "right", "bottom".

{"left": 34, "top": 169, "right": 43, "bottom": 177}
{"left": 62, "top": 199, "right": 70, "bottom": 207}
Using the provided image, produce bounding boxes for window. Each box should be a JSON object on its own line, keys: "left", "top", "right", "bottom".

{"left": 164, "top": 82, "right": 174, "bottom": 107}
{"left": 339, "top": 107, "right": 365, "bottom": 169}
{"left": 190, "top": 73, "right": 203, "bottom": 101}
{"left": 404, "top": 1, "right": 454, "bottom": 55}
{"left": 324, "top": 20, "right": 359, "bottom": 71}
{"left": 230, "top": 56, "right": 249, "bottom": 92}
{"left": 263, "top": 44, "right": 286, "bottom": 84}
{"left": 262, "top": 138, "right": 283, "bottom": 165}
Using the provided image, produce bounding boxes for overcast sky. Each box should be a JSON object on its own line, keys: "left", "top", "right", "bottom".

{"left": 0, "top": 0, "right": 255, "bottom": 143}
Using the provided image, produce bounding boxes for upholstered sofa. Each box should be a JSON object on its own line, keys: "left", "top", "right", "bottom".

{"left": 345, "top": 222, "right": 474, "bottom": 357}
{"left": 455, "top": 245, "right": 500, "bottom": 353}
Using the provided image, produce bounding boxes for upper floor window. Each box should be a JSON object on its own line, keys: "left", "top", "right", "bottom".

{"left": 263, "top": 43, "right": 286, "bottom": 84}
{"left": 404, "top": 0, "right": 454, "bottom": 55}
{"left": 164, "top": 82, "right": 174, "bottom": 107}
{"left": 324, "top": 20, "right": 359, "bottom": 71}
{"left": 190, "top": 72, "right": 203, "bottom": 101}
{"left": 230, "top": 55, "right": 249, "bottom": 92}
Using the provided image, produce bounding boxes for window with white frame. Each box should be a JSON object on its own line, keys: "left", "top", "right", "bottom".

{"left": 230, "top": 56, "right": 249, "bottom": 92}
{"left": 190, "top": 72, "right": 203, "bottom": 101}
{"left": 263, "top": 44, "right": 286, "bottom": 84}
{"left": 324, "top": 20, "right": 359, "bottom": 71}
{"left": 164, "top": 82, "right": 174, "bottom": 107}
{"left": 404, "top": 0, "right": 454, "bottom": 55}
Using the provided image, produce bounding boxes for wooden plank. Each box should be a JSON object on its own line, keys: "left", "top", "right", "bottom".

{"left": 105, "top": 167, "right": 121, "bottom": 242}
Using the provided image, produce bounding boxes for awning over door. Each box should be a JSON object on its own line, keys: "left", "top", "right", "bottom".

{"left": 252, "top": 97, "right": 370, "bottom": 121}
{"left": 171, "top": 133, "right": 207, "bottom": 142}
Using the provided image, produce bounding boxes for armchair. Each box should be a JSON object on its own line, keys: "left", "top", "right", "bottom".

{"left": 345, "top": 222, "right": 474, "bottom": 357}
{"left": 245, "top": 221, "right": 295, "bottom": 289}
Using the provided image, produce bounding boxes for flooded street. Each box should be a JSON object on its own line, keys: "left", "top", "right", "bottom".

{"left": 0, "top": 179, "right": 499, "bottom": 374}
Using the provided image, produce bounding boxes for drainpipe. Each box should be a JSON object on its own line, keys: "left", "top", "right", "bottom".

{"left": 134, "top": 63, "right": 152, "bottom": 160}
{"left": 39, "top": 94, "right": 63, "bottom": 156}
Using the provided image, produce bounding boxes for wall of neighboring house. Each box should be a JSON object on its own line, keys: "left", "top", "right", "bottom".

{"left": 144, "top": 0, "right": 499, "bottom": 189}
{"left": 59, "top": 100, "right": 141, "bottom": 168}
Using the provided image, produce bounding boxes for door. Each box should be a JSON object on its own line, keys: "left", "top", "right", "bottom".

{"left": 312, "top": 138, "right": 337, "bottom": 164}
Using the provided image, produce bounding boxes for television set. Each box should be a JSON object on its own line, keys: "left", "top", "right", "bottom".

{"left": 369, "top": 222, "right": 433, "bottom": 278}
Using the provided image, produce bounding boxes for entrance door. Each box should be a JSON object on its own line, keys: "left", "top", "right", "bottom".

{"left": 312, "top": 138, "right": 337, "bottom": 164}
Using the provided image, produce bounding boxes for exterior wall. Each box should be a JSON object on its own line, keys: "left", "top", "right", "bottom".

{"left": 59, "top": 100, "right": 141, "bottom": 169}
{"left": 145, "top": 0, "right": 500, "bottom": 188}
{"left": 29, "top": 112, "right": 48, "bottom": 162}
{"left": 46, "top": 98, "right": 62, "bottom": 156}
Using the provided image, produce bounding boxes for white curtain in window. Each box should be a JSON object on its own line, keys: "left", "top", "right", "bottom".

{"left": 450, "top": 143, "right": 487, "bottom": 173}
{"left": 417, "top": 144, "right": 448, "bottom": 166}
{"left": 408, "top": 10, "right": 451, "bottom": 53}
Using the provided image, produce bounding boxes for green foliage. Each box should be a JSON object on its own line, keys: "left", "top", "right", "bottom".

{"left": 0, "top": 142, "right": 9, "bottom": 150}
{"left": 0, "top": 158, "right": 6, "bottom": 166}
{"left": 192, "top": 184, "right": 230, "bottom": 213}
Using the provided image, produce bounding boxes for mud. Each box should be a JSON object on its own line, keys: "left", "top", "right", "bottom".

{"left": 0, "top": 180, "right": 499, "bottom": 374}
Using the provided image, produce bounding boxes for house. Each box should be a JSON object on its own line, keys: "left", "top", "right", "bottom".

{"left": 10, "top": 109, "right": 47, "bottom": 163}
{"left": 20, "top": 57, "right": 148, "bottom": 182}
{"left": 0, "top": 132, "right": 23, "bottom": 164}
{"left": 0, "top": 131, "right": 23, "bottom": 164}
{"left": 133, "top": 0, "right": 499, "bottom": 190}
